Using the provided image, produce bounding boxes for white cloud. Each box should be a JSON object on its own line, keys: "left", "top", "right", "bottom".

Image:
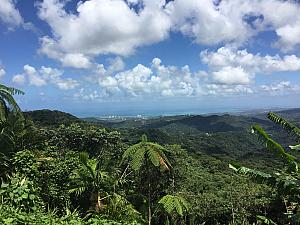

{"left": 258, "top": 81, "right": 300, "bottom": 96}
{"left": 167, "top": 0, "right": 300, "bottom": 51}
{"left": 39, "top": 66, "right": 80, "bottom": 90}
{"left": 0, "top": 0, "right": 23, "bottom": 29}
{"left": 212, "top": 66, "right": 252, "bottom": 85}
{"left": 37, "top": 0, "right": 171, "bottom": 67}
{"left": 107, "top": 57, "right": 125, "bottom": 73}
{"left": 36, "top": 0, "right": 300, "bottom": 68}
{"left": 201, "top": 47, "right": 300, "bottom": 73}
{"left": 94, "top": 58, "right": 210, "bottom": 98}
{"left": 39, "top": 37, "right": 93, "bottom": 69}
{"left": 24, "top": 64, "right": 47, "bottom": 87}
{"left": 201, "top": 46, "right": 300, "bottom": 84}
{"left": 62, "top": 53, "right": 92, "bottom": 69}
{"left": 205, "top": 83, "right": 254, "bottom": 95}
{"left": 166, "top": 0, "right": 251, "bottom": 46}
{"left": 260, "top": 81, "right": 291, "bottom": 93}
{"left": 0, "top": 68, "right": 5, "bottom": 79}
{"left": 12, "top": 74, "right": 25, "bottom": 85}
{"left": 13, "top": 65, "right": 79, "bottom": 90}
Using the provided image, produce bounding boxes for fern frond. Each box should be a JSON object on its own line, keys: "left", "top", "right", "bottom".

{"left": 159, "top": 195, "right": 189, "bottom": 217}
{"left": 122, "top": 143, "right": 140, "bottom": 161}
{"left": 68, "top": 185, "right": 87, "bottom": 196}
{"left": 131, "top": 146, "right": 147, "bottom": 170}
{"left": 147, "top": 147, "right": 160, "bottom": 167}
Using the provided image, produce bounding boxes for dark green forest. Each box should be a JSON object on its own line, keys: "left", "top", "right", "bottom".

{"left": 2, "top": 84, "right": 300, "bottom": 225}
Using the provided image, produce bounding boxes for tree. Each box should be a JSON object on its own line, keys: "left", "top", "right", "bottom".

{"left": 122, "top": 134, "right": 171, "bottom": 225}
{"left": 230, "top": 112, "right": 300, "bottom": 223}
{"left": 0, "top": 84, "right": 24, "bottom": 122}
{"left": 0, "top": 84, "right": 24, "bottom": 178}
{"left": 158, "top": 194, "right": 189, "bottom": 224}
{"left": 69, "top": 152, "right": 112, "bottom": 212}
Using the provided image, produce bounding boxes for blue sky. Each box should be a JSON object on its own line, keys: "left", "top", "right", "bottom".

{"left": 1, "top": 0, "right": 300, "bottom": 116}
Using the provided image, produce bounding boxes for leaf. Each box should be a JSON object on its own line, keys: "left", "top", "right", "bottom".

{"left": 268, "top": 112, "right": 300, "bottom": 139}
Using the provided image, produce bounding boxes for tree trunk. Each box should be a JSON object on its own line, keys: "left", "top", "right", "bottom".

{"left": 90, "top": 191, "right": 104, "bottom": 212}
{"left": 148, "top": 190, "right": 151, "bottom": 225}
{"left": 148, "top": 166, "right": 152, "bottom": 225}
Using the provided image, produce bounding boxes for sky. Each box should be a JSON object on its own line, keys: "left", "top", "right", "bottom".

{"left": 1, "top": 0, "right": 300, "bottom": 116}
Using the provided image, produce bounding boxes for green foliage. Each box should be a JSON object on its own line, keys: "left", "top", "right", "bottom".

{"left": 69, "top": 152, "right": 113, "bottom": 211}
{"left": 24, "top": 109, "right": 82, "bottom": 126}
{"left": 38, "top": 150, "right": 80, "bottom": 210}
{"left": 267, "top": 112, "right": 300, "bottom": 139}
{"left": 0, "top": 204, "right": 142, "bottom": 225}
{"left": 0, "top": 84, "right": 24, "bottom": 122}
{"left": 231, "top": 112, "right": 300, "bottom": 224}
{"left": 0, "top": 173, "right": 42, "bottom": 212}
{"left": 42, "top": 123, "right": 122, "bottom": 160}
{"left": 12, "top": 150, "right": 38, "bottom": 178}
{"left": 256, "top": 215, "right": 277, "bottom": 225}
{"left": 158, "top": 195, "right": 189, "bottom": 217}
{"left": 104, "top": 193, "right": 144, "bottom": 223}
{"left": 123, "top": 134, "right": 171, "bottom": 171}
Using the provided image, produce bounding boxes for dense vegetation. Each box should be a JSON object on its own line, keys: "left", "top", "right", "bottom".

{"left": 2, "top": 84, "right": 300, "bottom": 224}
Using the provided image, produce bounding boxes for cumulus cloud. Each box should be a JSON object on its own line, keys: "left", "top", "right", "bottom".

{"left": 12, "top": 65, "right": 79, "bottom": 90}
{"left": 0, "top": 68, "right": 5, "bottom": 79}
{"left": 107, "top": 57, "right": 125, "bottom": 73}
{"left": 167, "top": 0, "right": 300, "bottom": 51}
{"left": 12, "top": 74, "right": 25, "bottom": 85}
{"left": 36, "top": 0, "right": 300, "bottom": 68}
{"left": 37, "top": 0, "right": 171, "bottom": 67}
{"left": 201, "top": 46, "right": 300, "bottom": 84}
{"left": 39, "top": 37, "right": 93, "bottom": 69}
{"left": 204, "top": 83, "right": 254, "bottom": 96}
{"left": 24, "top": 64, "right": 47, "bottom": 87}
{"left": 97, "top": 58, "right": 206, "bottom": 98}
{"left": 0, "top": 0, "right": 23, "bottom": 29}
{"left": 260, "top": 81, "right": 292, "bottom": 93}
{"left": 166, "top": 0, "right": 251, "bottom": 46}
{"left": 212, "top": 66, "right": 252, "bottom": 85}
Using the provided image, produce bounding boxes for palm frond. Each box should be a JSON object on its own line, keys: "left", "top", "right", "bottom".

{"left": 0, "top": 84, "right": 24, "bottom": 95}
{"left": 268, "top": 112, "right": 300, "bottom": 139}
{"left": 252, "top": 125, "right": 297, "bottom": 167}
{"left": 68, "top": 185, "right": 88, "bottom": 196}
{"left": 229, "top": 164, "right": 300, "bottom": 195}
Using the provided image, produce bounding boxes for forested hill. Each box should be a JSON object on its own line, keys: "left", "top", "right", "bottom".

{"left": 4, "top": 106, "right": 300, "bottom": 224}
{"left": 24, "top": 109, "right": 82, "bottom": 126}
{"left": 83, "top": 113, "right": 273, "bottom": 133}
{"left": 24, "top": 108, "right": 299, "bottom": 161}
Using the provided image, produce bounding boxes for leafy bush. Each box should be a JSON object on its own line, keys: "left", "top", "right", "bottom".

{"left": 0, "top": 173, "right": 42, "bottom": 212}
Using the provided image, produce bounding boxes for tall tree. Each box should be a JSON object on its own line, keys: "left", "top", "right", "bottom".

{"left": 122, "top": 134, "right": 171, "bottom": 225}
{"left": 0, "top": 84, "right": 24, "bottom": 177}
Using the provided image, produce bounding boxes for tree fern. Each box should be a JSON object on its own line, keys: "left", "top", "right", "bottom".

{"left": 122, "top": 134, "right": 171, "bottom": 171}
{"left": 158, "top": 195, "right": 189, "bottom": 217}
{"left": 122, "top": 135, "right": 172, "bottom": 225}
